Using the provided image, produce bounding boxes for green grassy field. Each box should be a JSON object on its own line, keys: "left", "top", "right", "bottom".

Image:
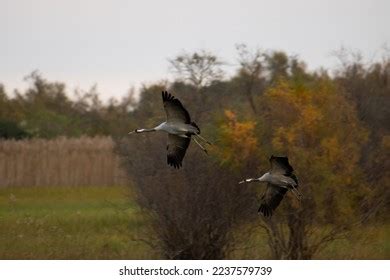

{"left": 0, "top": 186, "right": 155, "bottom": 259}
{"left": 0, "top": 186, "right": 388, "bottom": 259}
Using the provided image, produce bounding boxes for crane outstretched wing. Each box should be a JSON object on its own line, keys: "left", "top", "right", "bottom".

{"left": 258, "top": 183, "right": 288, "bottom": 217}
{"left": 162, "top": 91, "right": 191, "bottom": 124}
{"left": 167, "top": 134, "right": 191, "bottom": 169}
{"left": 269, "top": 155, "right": 294, "bottom": 175}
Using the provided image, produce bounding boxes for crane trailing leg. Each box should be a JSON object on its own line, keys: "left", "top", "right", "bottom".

{"left": 192, "top": 136, "right": 208, "bottom": 154}
{"left": 289, "top": 185, "right": 303, "bottom": 201}
{"left": 194, "top": 133, "right": 213, "bottom": 145}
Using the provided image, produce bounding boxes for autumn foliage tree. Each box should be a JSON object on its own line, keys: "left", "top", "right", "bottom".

{"left": 257, "top": 79, "right": 368, "bottom": 258}
{"left": 212, "top": 77, "right": 371, "bottom": 259}
{"left": 215, "top": 110, "right": 260, "bottom": 168}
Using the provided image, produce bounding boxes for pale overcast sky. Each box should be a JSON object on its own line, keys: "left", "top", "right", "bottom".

{"left": 1, "top": 0, "right": 389, "bottom": 99}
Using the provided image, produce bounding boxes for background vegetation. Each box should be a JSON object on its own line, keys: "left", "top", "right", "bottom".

{"left": 0, "top": 46, "right": 389, "bottom": 259}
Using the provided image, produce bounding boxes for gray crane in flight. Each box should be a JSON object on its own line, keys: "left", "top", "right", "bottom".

{"left": 129, "top": 91, "right": 211, "bottom": 169}
{"left": 239, "top": 156, "right": 302, "bottom": 217}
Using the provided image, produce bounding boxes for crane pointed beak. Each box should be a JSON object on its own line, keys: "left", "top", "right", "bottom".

{"left": 128, "top": 130, "right": 136, "bottom": 134}
{"left": 238, "top": 180, "right": 245, "bottom": 184}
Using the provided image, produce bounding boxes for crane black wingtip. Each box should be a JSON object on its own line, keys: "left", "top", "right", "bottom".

{"left": 258, "top": 204, "right": 273, "bottom": 217}
{"left": 270, "top": 155, "right": 294, "bottom": 174}
{"left": 167, "top": 154, "right": 183, "bottom": 169}
{"left": 162, "top": 91, "right": 175, "bottom": 102}
{"left": 270, "top": 154, "right": 289, "bottom": 161}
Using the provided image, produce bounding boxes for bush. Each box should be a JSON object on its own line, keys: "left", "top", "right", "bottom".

{"left": 116, "top": 133, "right": 258, "bottom": 259}
{"left": 0, "top": 120, "right": 30, "bottom": 140}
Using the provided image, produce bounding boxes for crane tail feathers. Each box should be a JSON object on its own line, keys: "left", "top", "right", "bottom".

{"left": 191, "top": 122, "right": 200, "bottom": 134}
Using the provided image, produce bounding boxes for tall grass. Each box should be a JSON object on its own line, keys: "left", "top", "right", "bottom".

{"left": 0, "top": 137, "right": 127, "bottom": 188}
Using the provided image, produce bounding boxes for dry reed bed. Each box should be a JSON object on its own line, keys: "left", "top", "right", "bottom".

{"left": 0, "top": 137, "right": 127, "bottom": 188}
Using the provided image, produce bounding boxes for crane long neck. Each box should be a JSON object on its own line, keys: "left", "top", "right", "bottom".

{"left": 258, "top": 172, "right": 270, "bottom": 182}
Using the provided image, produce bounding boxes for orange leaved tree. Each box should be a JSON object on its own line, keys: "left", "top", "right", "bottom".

{"left": 257, "top": 79, "right": 368, "bottom": 259}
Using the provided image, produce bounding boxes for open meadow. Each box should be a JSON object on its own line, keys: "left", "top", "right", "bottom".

{"left": 0, "top": 186, "right": 154, "bottom": 259}
{"left": 0, "top": 186, "right": 388, "bottom": 259}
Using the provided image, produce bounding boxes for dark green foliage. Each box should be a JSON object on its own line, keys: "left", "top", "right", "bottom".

{"left": 0, "top": 120, "right": 30, "bottom": 139}
{"left": 0, "top": 72, "right": 136, "bottom": 139}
